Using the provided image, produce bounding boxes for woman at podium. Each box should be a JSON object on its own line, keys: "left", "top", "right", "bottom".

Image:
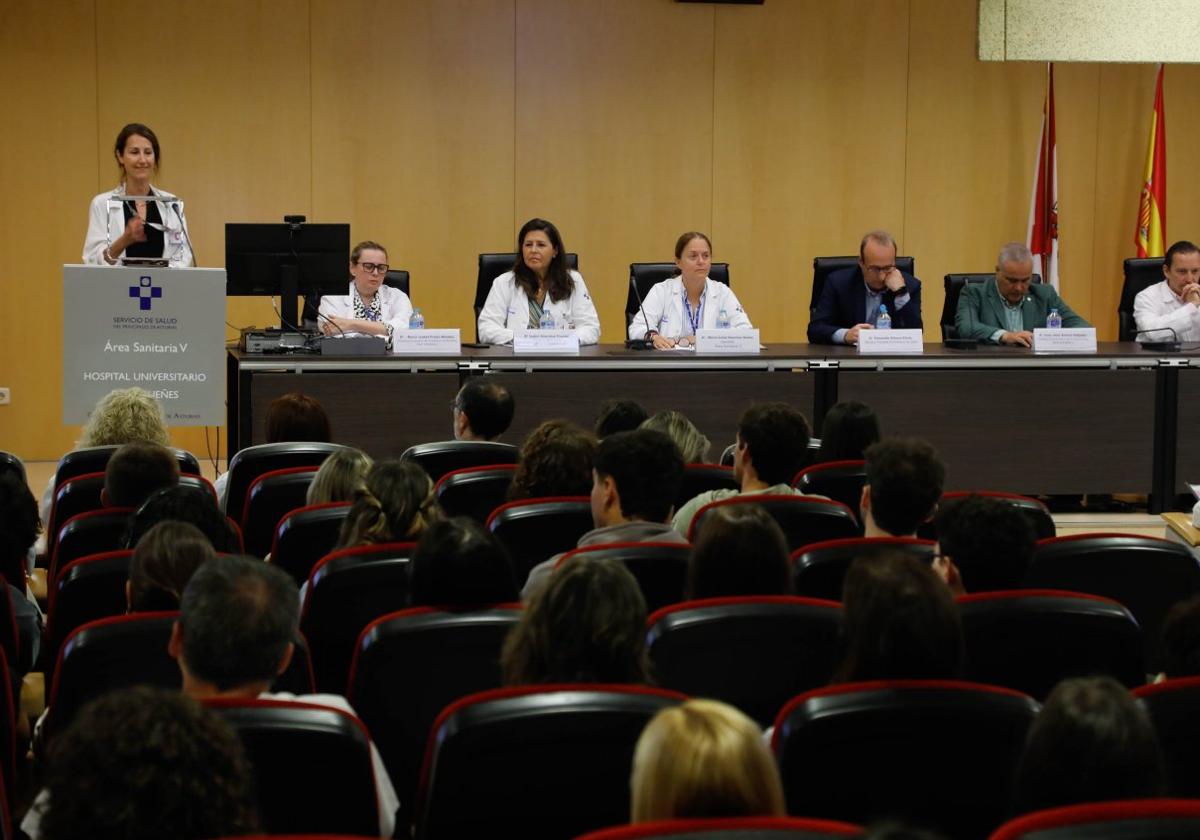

{"left": 317, "top": 240, "right": 413, "bottom": 348}
{"left": 477, "top": 217, "right": 601, "bottom": 345}
{"left": 83, "top": 123, "right": 194, "bottom": 267}
{"left": 628, "top": 231, "right": 752, "bottom": 349}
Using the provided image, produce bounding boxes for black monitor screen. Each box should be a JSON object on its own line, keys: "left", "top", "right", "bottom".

{"left": 225, "top": 222, "right": 350, "bottom": 298}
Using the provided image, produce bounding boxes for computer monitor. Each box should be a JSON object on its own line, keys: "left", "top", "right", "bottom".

{"left": 225, "top": 221, "right": 350, "bottom": 328}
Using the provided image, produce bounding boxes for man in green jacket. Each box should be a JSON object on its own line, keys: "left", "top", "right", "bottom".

{"left": 955, "top": 242, "right": 1089, "bottom": 346}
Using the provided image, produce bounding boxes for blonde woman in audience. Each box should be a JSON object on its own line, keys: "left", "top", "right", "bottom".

{"left": 640, "top": 410, "right": 711, "bottom": 463}
{"left": 306, "top": 448, "right": 373, "bottom": 506}
{"left": 335, "top": 460, "right": 440, "bottom": 550}
{"left": 631, "top": 699, "right": 786, "bottom": 821}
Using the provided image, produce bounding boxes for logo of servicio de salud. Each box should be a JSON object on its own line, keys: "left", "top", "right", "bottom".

{"left": 129, "top": 275, "right": 162, "bottom": 311}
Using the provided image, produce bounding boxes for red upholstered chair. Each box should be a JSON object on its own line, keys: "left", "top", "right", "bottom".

{"left": 486, "top": 497, "right": 594, "bottom": 588}
{"left": 0, "top": 647, "right": 17, "bottom": 806}
{"left": 774, "top": 680, "right": 1040, "bottom": 840}
{"left": 51, "top": 444, "right": 200, "bottom": 489}
{"left": 49, "top": 507, "right": 134, "bottom": 585}
{"left": 400, "top": 440, "right": 520, "bottom": 484}
{"left": 415, "top": 684, "right": 686, "bottom": 839}
{"left": 575, "top": 816, "right": 865, "bottom": 840}
{"left": 45, "top": 472, "right": 106, "bottom": 552}
{"left": 46, "top": 549, "right": 133, "bottom": 664}
{"left": 434, "top": 464, "right": 517, "bottom": 523}
{"left": 1135, "top": 677, "right": 1200, "bottom": 797}
{"left": 676, "top": 464, "right": 739, "bottom": 512}
{"left": 557, "top": 542, "right": 690, "bottom": 612}
{"left": 689, "top": 496, "right": 858, "bottom": 553}
{"left": 917, "top": 490, "right": 1056, "bottom": 541}
{"left": 647, "top": 595, "right": 842, "bottom": 727}
{"left": 222, "top": 442, "right": 351, "bottom": 519}
{"left": 988, "top": 799, "right": 1200, "bottom": 840}
{"left": 790, "top": 536, "right": 936, "bottom": 601}
{"left": 239, "top": 466, "right": 318, "bottom": 558}
{"left": 269, "top": 501, "right": 351, "bottom": 586}
{"left": 792, "top": 459, "right": 867, "bottom": 524}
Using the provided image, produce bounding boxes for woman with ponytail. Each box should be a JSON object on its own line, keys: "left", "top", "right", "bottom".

{"left": 334, "top": 460, "right": 440, "bottom": 550}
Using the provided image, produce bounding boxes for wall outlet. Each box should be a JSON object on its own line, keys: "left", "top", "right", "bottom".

{"left": 0, "top": 388, "right": 9, "bottom": 405}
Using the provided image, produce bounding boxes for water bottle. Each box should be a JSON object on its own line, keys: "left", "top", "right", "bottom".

{"left": 1046, "top": 308, "right": 1062, "bottom": 329}
{"left": 539, "top": 307, "right": 556, "bottom": 330}
{"left": 876, "top": 304, "right": 892, "bottom": 330}
{"left": 408, "top": 308, "right": 425, "bottom": 330}
{"left": 716, "top": 308, "right": 731, "bottom": 329}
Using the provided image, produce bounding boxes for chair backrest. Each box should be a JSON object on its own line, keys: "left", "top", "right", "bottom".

{"left": 400, "top": 440, "right": 520, "bottom": 484}
{"left": 416, "top": 684, "right": 685, "bottom": 839}
{"left": 240, "top": 466, "right": 319, "bottom": 557}
{"left": 47, "top": 549, "right": 133, "bottom": 663}
{"left": 385, "top": 268, "right": 411, "bottom": 299}
{"left": 487, "top": 497, "right": 594, "bottom": 587}
{"left": 474, "top": 252, "right": 579, "bottom": 340}
{"left": 270, "top": 501, "right": 353, "bottom": 586}
{"left": 557, "top": 541, "right": 691, "bottom": 613}
{"left": 690, "top": 495, "right": 860, "bottom": 553}
{"left": 1027, "top": 533, "right": 1200, "bottom": 670}
{"left": 989, "top": 799, "right": 1200, "bottom": 840}
{"left": 300, "top": 542, "right": 416, "bottom": 693}
{"left": 810, "top": 255, "right": 915, "bottom": 315}
{"left": 53, "top": 445, "right": 200, "bottom": 488}
{"left": 50, "top": 507, "right": 135, "bottom": 586}
{"left": 648, "top": 595, "right": 842, "bottom": 727}
{"left": 0, "top": 647, "right": 15, "bottom": 810}
{"left": 677, "top": 464, "right": 739, "bottom": 513}
{"left": 46, "top": 471, "right": 107, "bottom": 550}
{"left": 960, "top": 590, "right": 1144, "bottom": 700}
{"left": 348, "top": 605, "right": 522, "bottom": 827}
{"left": 790, "top": 537, "right": 936, "bottom": 601}
{"left": 575, "top": 816, "right": 865, "bottom": 840}
{"left": 204, "top": 697, "right": 382, "bottom": 837}
{"left": 223, "top": 442, "right": 351, "bottom": 519}
{"left": 1135, "top": 677, "right": 1200, "bottom": 797}
{"left": 433, "top": 464, "right": 518, "bottom": 522}
{"left": 625, "top": 262, "right": 731, "bottom": 328}
{"left": 0, "top": 584, "right": 19, "bottom": 682}
{"left": 941, "top": 272, "right": 1042, "bottom": 340}
{"left": 916, "top": 490, "right": 1056, "bottom": 541}
{"left": 774, "top": 679, "right": 1040, "bottom": 839}
{"left": 793, "top": 460, "right": 867, "bottom": 525}
{"left": 0, "top": 452, "right": 24, "bottom": 484}
{"left": 1120, "top": 257, "right": 1167, "bottom": 341}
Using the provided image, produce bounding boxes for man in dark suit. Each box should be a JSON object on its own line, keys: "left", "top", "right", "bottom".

{"left": 808, "top": 230, "right": 923, "bottom": 344}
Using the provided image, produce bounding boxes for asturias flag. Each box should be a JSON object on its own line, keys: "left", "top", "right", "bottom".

{"left": 1135, "top": 64, "right": 1167, "bottom": 258}
{"left": 1027, "top": 63, "right": 1059, "bottom": 290}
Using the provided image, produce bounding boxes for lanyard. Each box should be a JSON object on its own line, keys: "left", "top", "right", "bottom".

{"left": 682, "top": 287, "right": 705, "bottom": 334}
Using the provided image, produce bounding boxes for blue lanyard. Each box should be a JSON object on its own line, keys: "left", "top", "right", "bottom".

{"left": 682, "top": 287, "right": 705, "bottom": 334}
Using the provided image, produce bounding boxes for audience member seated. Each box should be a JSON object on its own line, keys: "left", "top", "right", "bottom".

{"left": 522, "top": 429, "right": 686, "bottom": 599}
{"left": 673, "top": 403, "right": 813, "bottom": 537}
{"left": 453, "top": 378, "right": 516, "bottom": 442}
{"left": 1013, "top": 676, "right": 1166, "bottom": 815}
{"left": 595, "top": 399, "right": 650, "bottom": 439}
{"left": 503, "top": 555, "right": 649, "bottom": 685}
{"left": 1156, "top": 594, "right": 1200, "bottom": 681}
{"left": 641, "top": 410, "right": 711, "bottom": 463}
{"left": 815, "top": 400, "right": 881, "bottom": 463}
{"left": 168, "top": 555, "right": 399, "bottom": 835}
{"left": 305, "top": 447, "right": 373, "bottom": 506}
{"left": 631, "top": 698, "right": 786, "bottom": 821}
{"left": 103, "top": 440, "right": 180, "bottom": 508}
{"left": 334, "top": 460, "right": 440, "bottom": 551}
{"left": 860, "top": 438, "right": 945, "bottom": 538}
{"left": 833, "top": 552, "right": 964, "bottom": 683}
{"left": 0, "top": 472, "right": 45, "bottom": 670}
{"left": 506, "top": 419, "right": 597, "bottom": 501}
{"left": 123, "top": 485, "right": 240, "bottom": 552}
{"left": 23, "top": 686, "right": 259, "bottom": 840}
{"left": 931, "top": 494, "right": 1035, "bottom": 595}
{"left": 410, "top": 517, "right": 519, "bottom": 607}
{"left": 686, "top": 504, "right": 792, "bottom": 599}
{"left": 127, "top": 521, "right": 216, "bottom": 612}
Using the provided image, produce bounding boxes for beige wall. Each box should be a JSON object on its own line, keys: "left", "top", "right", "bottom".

{"left": 1, "top": 0, "right": 1196, "bottom": 460}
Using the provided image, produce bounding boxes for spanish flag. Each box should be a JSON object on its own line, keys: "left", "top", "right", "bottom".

{"left": 1135, "top": 65, "right": 1167, "bottom": 258}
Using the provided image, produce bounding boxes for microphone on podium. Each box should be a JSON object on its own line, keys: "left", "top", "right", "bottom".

{"left": 625, "top": 274, "right": 655, "bottom": 350}
{"left": 1134, "top": 326, "right": 1181, "bottom": 352}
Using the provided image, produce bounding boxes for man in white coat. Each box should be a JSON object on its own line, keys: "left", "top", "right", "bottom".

{"left": 1133, "top": 240, "right": 1200, "bottom": 343}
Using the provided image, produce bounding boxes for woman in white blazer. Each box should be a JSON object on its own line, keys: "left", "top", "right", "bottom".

{"left": 317, "top": 240, "right": 413, "bottom": 349}
{"left": 477, "top": 217, "right": 601, "bottom": 345}
{"left": 83, "top": 123, "right": 193, "bottom": 268}
{"left": 629, "top": 232, "right": 751, "bottom": 349}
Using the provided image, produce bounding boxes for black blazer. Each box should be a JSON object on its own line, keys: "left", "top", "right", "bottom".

{"left": 807, "top": 266, "right": 923, "bottom": 344}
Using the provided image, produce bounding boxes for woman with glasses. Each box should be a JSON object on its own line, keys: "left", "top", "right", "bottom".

{"left": 318, "top": 240, "right": 412, "bottom": 348}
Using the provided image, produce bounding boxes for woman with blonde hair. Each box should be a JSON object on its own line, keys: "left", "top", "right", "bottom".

{"left": 640, "top": 410, "right": 711, "bottom": 464}
{"left": 306, "top": 448, "right": 373, "bottom": 506}
{"left": 631, "top": 699, "right": 786, "bottom": 821}
{"left": 335, "top": 460, "right": 439, "bottom": 549}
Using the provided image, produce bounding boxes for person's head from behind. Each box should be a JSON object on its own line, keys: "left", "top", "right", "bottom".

{"left": 40, "top": 685, "right": 257, "bottom": 840}
{"left": 306, "top": 447, "right": 373, "bottom": 506}
{"left": 508, "top": 419, "right": 597, "bottom": 501}
{"left": 79, "top": 387, "right": 169, "bottom": 448}
{"left": 410, "top": 517, "right": 518, "bottom": 606}
{"left": 595, "top": 399, "right": 649, "bottom": 438}
{"left": 1159, "top": 594, "right": 1200, "bottom": 679}
{"left": 640, "top": 410, "right": 711, "bottom": 464}
{"left": 1014, "top": 676, "right": 1165, "bottom": 815}
{"left": 734, "top": 403, "right": 812, "bottom": 487}
{"left": 102, "top": 440, "right": 180, "bottom": 508}
{"left": 834, "top": 551, "right": 963, "bottom": 683}
{"left": 0, "top": 471, "right": 39, "bottom": 586}
{"left": 264, "top": 391, "right": 331, "bottom": 443}
{"left": 502, "top": 555, "right": 648, "bottom": 685}
{"left": 124, "top": 485, "right": 240, "bottom": 552}
{"left": 862, "top": 438, "right": 945, "bottom": 537}
{"left": 591, "top": 429, "right": 684, "bottom": 529}
{"left": 336, "top": 459, "right": 438, "bottom": 549}
{"left": 934, "top": 495, "right": 1035, "bottom": 593}
{"left": 687, "top": 503, "right": 791, "bottom": 599}
{"left": 453, "top": 378, "right": 515, "bottom": 441}
{"left": 128, "top": 521, "right": 215, "bottom": 612}
{"left": 631, "top": 699, "right": 785, "bottom": 822}
{"left": 817, "top": 400, "right": 881, "bottom": 463}
{"left": 171, "top": 555, "right": 299, "bottom": 695}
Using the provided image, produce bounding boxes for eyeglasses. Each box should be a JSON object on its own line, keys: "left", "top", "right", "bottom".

{"left": 357, "top": 262, "right": 389, "bottom": 275}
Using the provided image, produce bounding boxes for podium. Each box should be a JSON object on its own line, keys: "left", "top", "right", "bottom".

{"left": 62, "top": 265, "right": 226, "bottom": 425}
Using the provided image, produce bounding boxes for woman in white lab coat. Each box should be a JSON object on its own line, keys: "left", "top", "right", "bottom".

{"left": 83, "top": 123, "right": 193, "bottom": 267}
{"left": 628, "top": 231, "right": 752, "bottom": 349}
{"left": 477, "top": 217, "right": 601, "bottom": 345}
{"left": 317, "top": 240, "right": 413, "bottom": 349}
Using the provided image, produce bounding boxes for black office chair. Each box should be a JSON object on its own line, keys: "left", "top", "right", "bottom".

{"left": 385, "top": 269, "right": 411, "bottom": 299}
{"left": 941, "top": 273, "right": 1042, "bottom": 341}
{"left": 53, "top": 445, "right": 201, "bottom": 489}
{"left": 474, "top": 252, "right": 579, "bottom": 342}
{"left": 1119, "top": 257, "right": 1166, "bottom": 341}
{"left": 625, "top": 263, "right": 731, "bottom": 329}
{"left": 810, "top": 256, "right": 915, "bottom": 316}
{"left": 400, "top": 440, "right": 520, "bottom": 484}
{"left": 0, "top": 453, "right": 24, "bottom": 483}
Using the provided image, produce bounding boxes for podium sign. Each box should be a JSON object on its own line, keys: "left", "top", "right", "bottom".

{"left": 62, "top": 265, "right": 225, "bottom": 425}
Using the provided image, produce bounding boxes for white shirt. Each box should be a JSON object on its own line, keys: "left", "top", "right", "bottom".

{"left": 1133, "top": 279, "right": 1200, "bottom": 343}
{"left": 628, "top": 276, "right": 752, "bottom": 340}
{"left": 318, "top": 282, "right": 414, "bottom": 348}
{"left": 477, "top": 270, "right": 601, "bottom": 345}
{"left": 83, "top": 184, "right": 194, "bottom": 267}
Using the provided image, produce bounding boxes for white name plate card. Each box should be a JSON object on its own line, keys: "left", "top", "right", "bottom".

{"left": 391, "top": 329, "right": 462, "bottom": 355}
{"left": 1032, "top": 327, "right": 1097, "bottom": 353}
{"left": 513, "top": 329, "right": 581, "bottom": 354}
{"left": 857, "top": 329, "right": 924, "bottom": 354}
{"left": 694, "top": 329, "right": 761, "bottom": 354}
